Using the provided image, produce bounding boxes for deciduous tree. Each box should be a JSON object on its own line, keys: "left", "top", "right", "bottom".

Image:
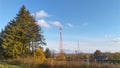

{"left": 94, "top": 50, "right": 102, "bottom": 57}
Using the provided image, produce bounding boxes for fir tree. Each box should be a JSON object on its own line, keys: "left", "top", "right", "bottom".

{"left": 45, "top": 48, "right": 51, "bottom": 58}
{"left": 0, "top": 5, "right": 46, "bottom": 58}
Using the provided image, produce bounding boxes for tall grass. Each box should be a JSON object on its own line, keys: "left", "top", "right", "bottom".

{"left": 3, "top": 57, "right": 120, "bottom": 68}
{"left": 39, "top": 60, "right": 120, "bottom": 68}
{"left": 0, "top": 63, "right": 21, "bottom": 68}
{"left": 4, "top": 56, "right": 45, "bottom": 68}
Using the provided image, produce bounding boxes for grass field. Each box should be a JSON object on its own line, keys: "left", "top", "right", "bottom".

{"left": 1, "top": 58, "right": 120, "bottom": 68}
{"left": 0, "top": 61, "right": 120, "bottom": 68}
{"left": 0, "top": 62, "right": 21, "bottom": 68}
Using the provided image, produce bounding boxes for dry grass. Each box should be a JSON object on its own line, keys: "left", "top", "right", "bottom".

{"left": 40, "top": 59, "right": 120, "bottom": 68}
{"left": 3, "top": 58, "right": 120, "bottom": 68}
{"left": 0, "top": 63, "right": 21, "bottom": 68}
{"left": 4, "top": 56, "right": 45, "bottom": 68}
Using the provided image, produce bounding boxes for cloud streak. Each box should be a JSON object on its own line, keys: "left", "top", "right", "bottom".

{"left": 51, "top": 21, "right": 62, "bottom": 27}
{"left": 33, "top": 10, "right": 64, "bottom": 28}
{"left": 36, "top": 19, "right": 50, "bottom": 28}
{"left": 67, "top": 23, "right": 73, "bottom": 27}
{"left": 111, "top": 38, "right": 120, "bottom": 43}
{"left": 33, "top": 10, "right": 49, "bottom": 18}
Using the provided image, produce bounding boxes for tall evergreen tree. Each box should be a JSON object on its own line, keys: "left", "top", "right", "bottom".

{"left": 45, "top": 48, "right": 51, "bottom": 58}
{"left": 0, "top": 5, "right": 46, "bottom": 58}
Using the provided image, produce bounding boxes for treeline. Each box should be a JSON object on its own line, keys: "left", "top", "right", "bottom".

{"left": 55, "top": 50, "right": 120, "bottom": 61}
{"left": 0, "top": 5, "right": 46, "bottom": 59}
{"left": 93, "top": 50, "right": 120, "bottom": 60}
{"left": 73, "top": 50, "right": 120, "bottom": 61}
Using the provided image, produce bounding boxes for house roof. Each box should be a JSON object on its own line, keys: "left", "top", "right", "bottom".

{"left": 94, "top": 56, "right": 108, "bottom": 59}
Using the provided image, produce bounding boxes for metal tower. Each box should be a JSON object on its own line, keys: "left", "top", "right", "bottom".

{"left": 59, "top": 27, "right": 63, "bottom": 54}
{"left": 58, "top": 27, "right": 65, "bottom": 60}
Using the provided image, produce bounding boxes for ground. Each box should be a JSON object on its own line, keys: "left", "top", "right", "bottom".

{"left": 0, "top": 62, "right": 21, "bottom": 68}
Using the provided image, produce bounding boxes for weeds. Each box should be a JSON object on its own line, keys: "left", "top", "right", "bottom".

{"left": 2, "top": 57, "right": 120, "bottom": 68}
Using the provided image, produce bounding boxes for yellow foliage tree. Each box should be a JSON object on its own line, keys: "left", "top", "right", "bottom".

{"left": 35, "top": 49, "right": 46, "bottom": 61}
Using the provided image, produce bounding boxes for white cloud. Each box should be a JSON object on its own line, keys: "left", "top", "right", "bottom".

{"left": 82, "top": 22, "right": 88, "bottom": 26}
{"left": 104, "top": 34, "right": 120, "bottom": 43}
{"left": 51, "top": 21, "right": 62, "bottom": 27}
{"left": 67, "top": 23, "right": 73, "bottom": 27}
{"left": 111, "top": 38, "right": 120, "bottom": 43}
{"left": 36, "top": 19, "right": 50, "bottom": 28}
{"left": 34, "top": 10, "right": 49, "bottom": 18}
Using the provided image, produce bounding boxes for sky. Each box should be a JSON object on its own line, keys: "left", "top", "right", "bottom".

{"left": 1, "top": 0, "right": 120, "bottom": 53}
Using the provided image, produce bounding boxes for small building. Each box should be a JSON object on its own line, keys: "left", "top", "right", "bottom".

{"left": 94, "top": 56, "right": 108, "bottom": 61}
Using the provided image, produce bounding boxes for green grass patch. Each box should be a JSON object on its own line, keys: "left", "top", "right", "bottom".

{"left": 0, "top": 62, "right": 21, "bottom": 68}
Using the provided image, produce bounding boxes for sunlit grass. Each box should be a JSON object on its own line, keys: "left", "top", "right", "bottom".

{"left": 2, "top": 57, "right": 120, "bottom": 68}
{"left": 0, "top": 62, "right": 21, "bottom": 68}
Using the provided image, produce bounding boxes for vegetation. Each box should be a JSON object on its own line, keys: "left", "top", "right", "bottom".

{"left": 0, "top": 62, "right": 21, "bottom": 68}
{"left": 38, "top": 61, "right": 120, "bottom": 68}
{"left": 44, "top": 48, "right": 51, "bottom": 58}
{"left": 94, "top": 50, "right": 102, "bottom": 56}
{"left": 35, "top": 49, "right": 46, "bottom": 61}
{"left": 113, "top": 52, "right": 120, "bottom": 60}
{"left": 1, "top": 58, "right": 120, "bottom": 68}
{"left": 0, "top": 5, "right": 46, "bottom": 59}
{"left": 1, "top": 5, "right": 120, "bottom": 68}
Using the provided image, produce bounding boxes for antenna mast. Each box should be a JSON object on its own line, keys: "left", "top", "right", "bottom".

{"left": 60, "top": 27, "right": 63, "bottom": 54}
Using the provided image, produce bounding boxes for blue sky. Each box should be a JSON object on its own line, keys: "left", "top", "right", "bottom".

{"left": 1, "top": 0, "right": 120, "bottom": 53}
